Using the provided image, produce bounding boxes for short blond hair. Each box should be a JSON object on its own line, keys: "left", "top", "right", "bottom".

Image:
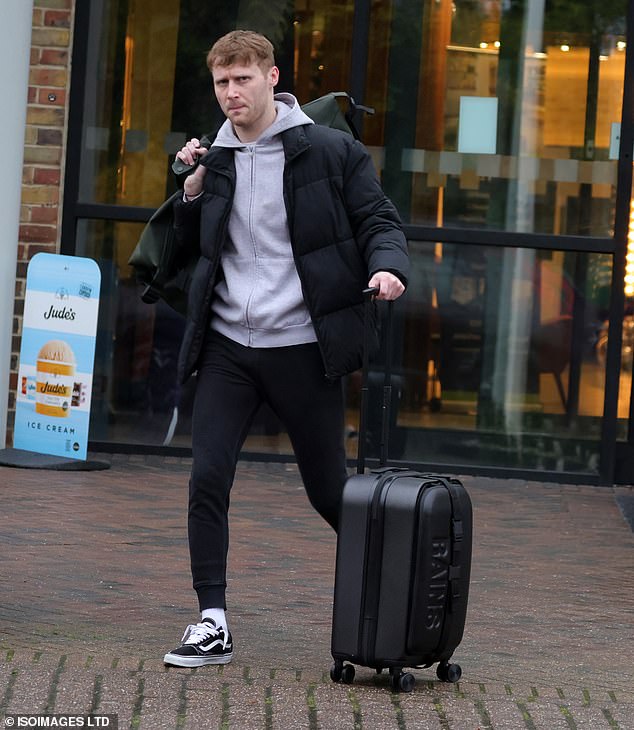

{"left": 207, "top": 30, "right": 275, "bottom": 72}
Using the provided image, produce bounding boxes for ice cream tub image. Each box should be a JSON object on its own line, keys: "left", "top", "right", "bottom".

{"left": 21, "top": 375, "right": 36, "bottom": 401}
{"left": 35, "top": 339, "right": 76, "bottom": 417}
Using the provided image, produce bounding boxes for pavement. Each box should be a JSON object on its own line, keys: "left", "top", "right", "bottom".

{"left": 0, "top": 453, "right": 633, "bottom": 729}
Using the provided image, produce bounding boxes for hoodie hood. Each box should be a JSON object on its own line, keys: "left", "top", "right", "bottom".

{"left": 212, "top": 92, "right": 313, "bottom": 149}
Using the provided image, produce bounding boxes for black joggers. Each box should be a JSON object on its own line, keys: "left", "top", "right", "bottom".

{"left": 189, "top": 331, "right": 348, "bottom": 610}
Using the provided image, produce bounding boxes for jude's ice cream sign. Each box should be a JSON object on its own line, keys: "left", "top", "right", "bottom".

{"left": 14, "top": 253, "right": 101, "bottom": 460}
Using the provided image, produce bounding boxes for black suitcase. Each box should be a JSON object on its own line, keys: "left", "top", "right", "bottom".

{"left": 330, "top": 289, "right": 473, "bottom": 692}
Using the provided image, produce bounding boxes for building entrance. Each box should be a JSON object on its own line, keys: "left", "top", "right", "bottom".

{"left": 62, "top": 0, "right": 634, "bottom": 483}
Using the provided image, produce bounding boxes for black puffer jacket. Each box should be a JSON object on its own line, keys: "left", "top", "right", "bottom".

{"left": 173, "top": 123, "right": 409, "bottom": 383}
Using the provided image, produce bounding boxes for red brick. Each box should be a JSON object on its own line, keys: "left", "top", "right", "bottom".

{"left": 37, "top": 128, "right": 63, "bottom": 146}
{"left": 30, "top": 206, "right": 59, "bottom": 224}
{"left": 33, "top": 168, "right": 61, "bottom": 185}
{"left": 44, "top": 10, "right": 71, "bottom": 27}
{"left": 40, "top": 49, "right": 68, "bottom": 66}
{"left": 26, "top": 243, "right": 58, "bottom": 257}
{"left": 37, "top": 88, "right": 67, "bottom": 106}
{"left": 19, "top": 224, "right": 57, "bottom": 244}
{"left": 28, "top": 87, "right": 37, "bottom": 104}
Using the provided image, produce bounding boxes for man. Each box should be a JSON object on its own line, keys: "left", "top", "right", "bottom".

{"left": 163, "top": 30, "right": 409, "bottom": 667}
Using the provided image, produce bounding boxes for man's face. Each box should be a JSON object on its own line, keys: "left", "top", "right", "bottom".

{"left": 212, "top": 60, "right": 279, "bottom": 141}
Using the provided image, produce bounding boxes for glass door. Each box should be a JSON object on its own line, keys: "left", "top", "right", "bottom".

{"left": 355, "top": 0, "right": 630, "bottom": 477}
{"left": 63, "top": 0, "right": 634, "bottom": 481}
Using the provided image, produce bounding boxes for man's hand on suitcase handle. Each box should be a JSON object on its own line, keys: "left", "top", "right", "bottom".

{"left": 367, "top": 271, "right": 405, "bottom": 301}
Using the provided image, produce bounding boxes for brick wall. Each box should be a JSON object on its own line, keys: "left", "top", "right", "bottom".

{"left": 7, "top": 0, "right": 74, "bottom": 442}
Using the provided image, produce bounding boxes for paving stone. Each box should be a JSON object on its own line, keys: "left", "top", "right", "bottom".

{"left": 1, "top": 457, "right": 633, "bottom": 728}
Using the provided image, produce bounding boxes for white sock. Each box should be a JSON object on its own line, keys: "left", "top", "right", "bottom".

{"left": 201, "top": 607, "right": 227, "bottom": 631}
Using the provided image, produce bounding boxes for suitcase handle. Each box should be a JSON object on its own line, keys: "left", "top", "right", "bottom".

{"left": 357, "top": 288, "right": 394, "bottom": 474}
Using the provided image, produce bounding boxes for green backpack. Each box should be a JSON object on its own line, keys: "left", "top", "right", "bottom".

{"left": 128, "top": 92, "right": 372, "bottom": 315}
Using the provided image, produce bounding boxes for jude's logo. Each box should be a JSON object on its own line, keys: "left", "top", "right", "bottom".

{"left": 43, "top": 304, "right": 76, "bottom": 321}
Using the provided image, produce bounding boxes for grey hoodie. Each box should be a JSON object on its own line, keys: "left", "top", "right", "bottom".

{"left": 209, "top": 93, "right": 317, "bottom": 348}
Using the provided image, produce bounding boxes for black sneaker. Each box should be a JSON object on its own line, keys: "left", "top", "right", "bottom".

{"left": 163, "top": 618, "right": 234, "bottom": 667}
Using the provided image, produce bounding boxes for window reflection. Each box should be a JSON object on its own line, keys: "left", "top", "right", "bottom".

{"left": 75, "top": 219, "right": 189, "bottom": 446}
{"left": 69, "top": 0, "right": 631, "bottom": 476}
{"left": 368, "top": 240, "right": 612, "bottom": 473}
{"left": 366, "top": 0, "right": 627, "bottom": 235}
{"left": 73, "top": 214, "right": 614, "bottom": 473}
{"left": 78, "top": 0, "right": 354, "bottom": 209}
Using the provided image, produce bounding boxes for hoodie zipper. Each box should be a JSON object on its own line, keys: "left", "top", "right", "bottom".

{"left": 244, "top": 144, "right": 257, "bottom": 345}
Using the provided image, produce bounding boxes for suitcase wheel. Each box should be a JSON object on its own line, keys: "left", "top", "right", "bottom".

{"left": 330, "top": 660, "right": 355, "bottom": 684}
{"left": 389, "top": 668, "right": 415, "bottom": 693}
{"left": 436, "top": 661, "right": 462, "bottom": 683}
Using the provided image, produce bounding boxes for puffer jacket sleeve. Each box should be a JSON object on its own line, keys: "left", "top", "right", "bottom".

{"left": 172, "top": 195, "right": 203, "bottom": 269}
{"left": 341, "top": 140, "right": 410, "bottom": 286}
